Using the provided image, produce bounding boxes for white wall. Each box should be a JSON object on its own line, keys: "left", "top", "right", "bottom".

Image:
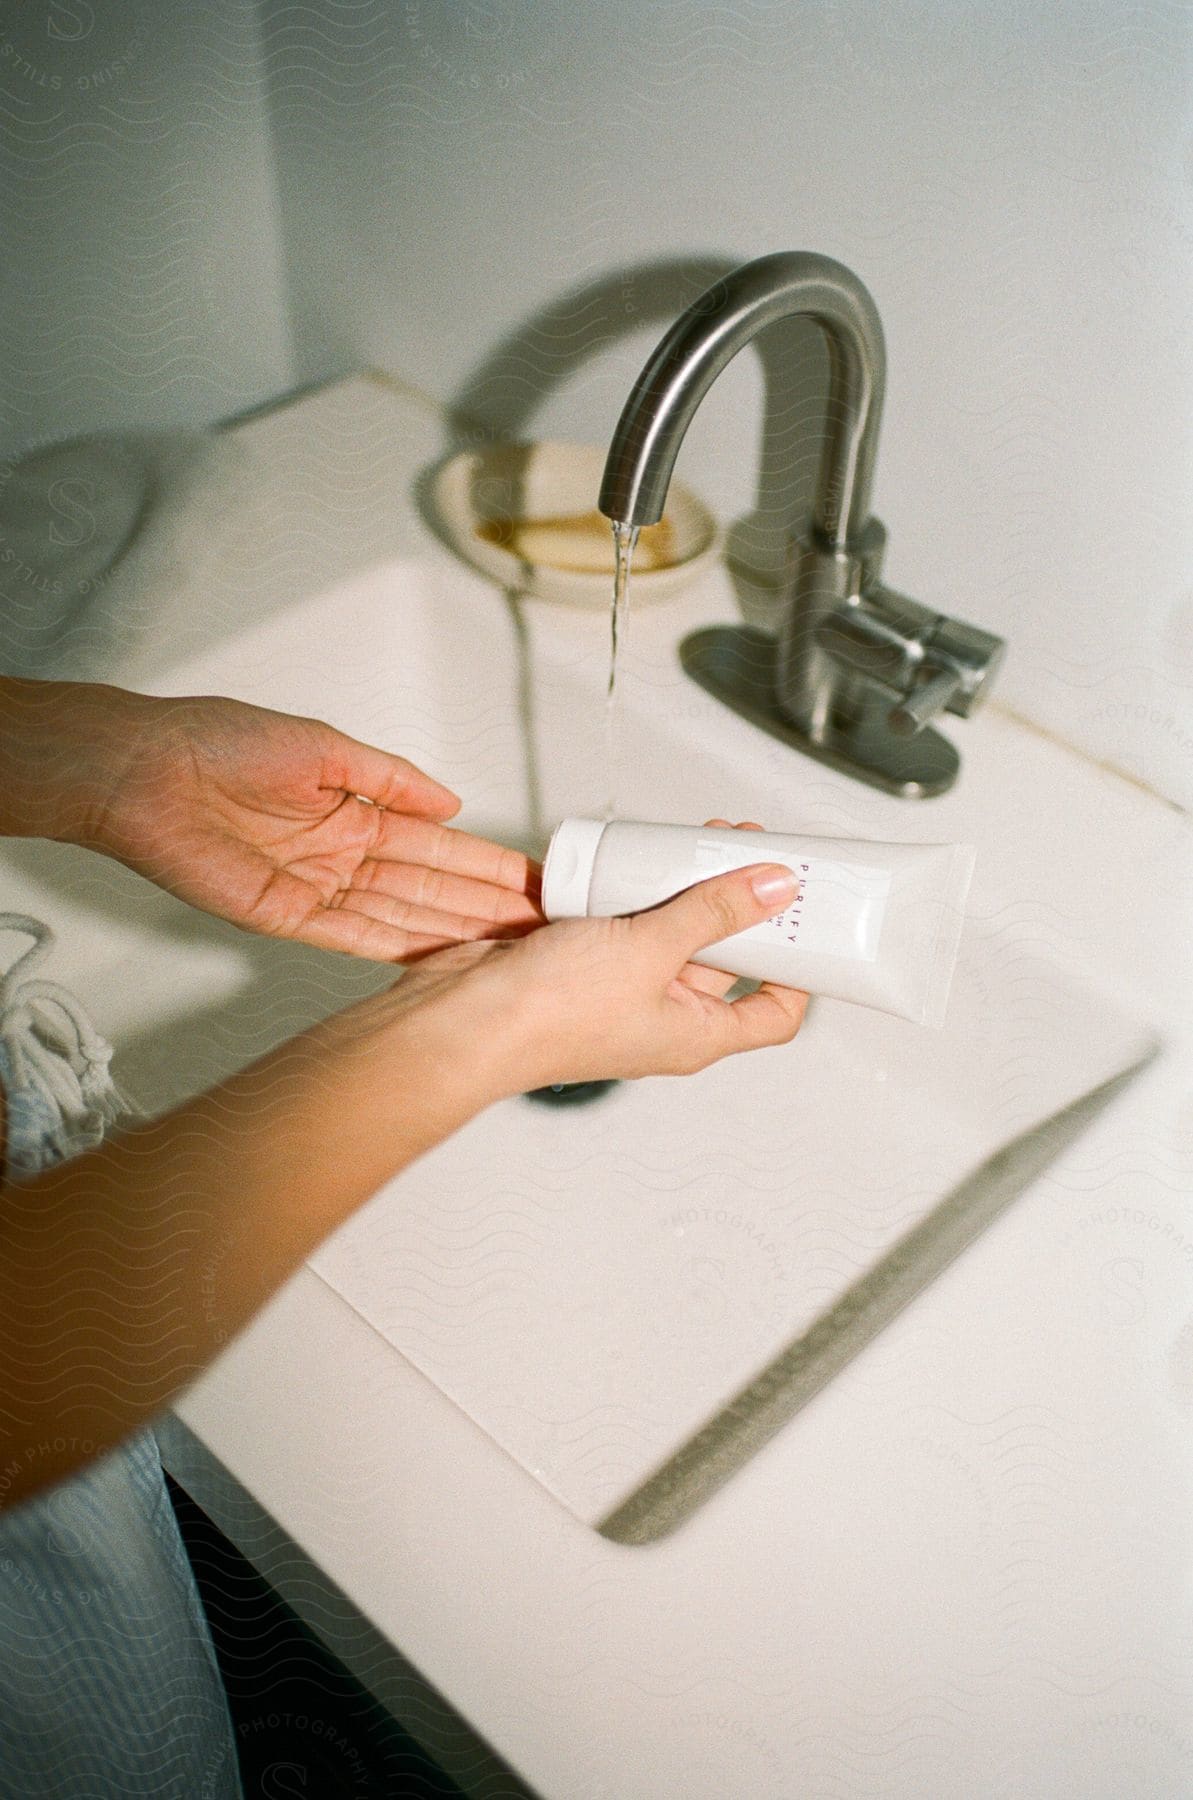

{"left": 5, "top": 3, "right": 1188, "bottom": 806}
{"left": 259, "top": 0, "right": 1193, "bottom": 810}
{"left": 0, "top": 0, "right": 291, "bottom": 456}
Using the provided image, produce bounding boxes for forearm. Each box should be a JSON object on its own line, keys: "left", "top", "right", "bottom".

{"left": 0, "top": 675, "right": 143, "bottom": 847}
{"left": 0, "top": 981, "right": 515, "bottom": 1507}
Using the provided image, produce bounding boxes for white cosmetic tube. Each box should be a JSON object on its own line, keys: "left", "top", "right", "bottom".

{"left": 541, "top": 819, "right": 976, "bottom": 1028}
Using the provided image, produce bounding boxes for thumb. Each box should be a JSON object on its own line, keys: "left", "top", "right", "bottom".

{"left": 636, "top": 863, "right": 799, "bottom": 962}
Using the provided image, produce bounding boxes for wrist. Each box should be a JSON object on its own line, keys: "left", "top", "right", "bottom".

{"left": 306, "top": 972, "right": 527, "bottom": 1170}
{"left": 0, "top": 677, "right": 149, "bottom": 850}
{"left": 383, "top": 978, "right": 531, "bottom": 1120}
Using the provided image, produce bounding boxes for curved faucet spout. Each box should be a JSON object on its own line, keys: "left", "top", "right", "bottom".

{"left": 598, "top": 251, "right": 885, "bottom": 549}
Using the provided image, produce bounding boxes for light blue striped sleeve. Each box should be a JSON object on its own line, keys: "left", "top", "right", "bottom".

{"left": 0, "top": 917, "right": 242, "bottom": 1799}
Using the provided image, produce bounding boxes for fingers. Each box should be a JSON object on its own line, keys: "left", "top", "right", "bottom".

{"left": 675, "top": 961, "right": 740, "bottom": 998}
{"left": 289, "top": 905, "right": 456, "bottom": 964}
{"left": 636, "top": 862, "right": 798, "bottom": 963}
{"left": 293, "top": 894, "right": 531, "bottom": 964}
{"left": 677, "top": 823, "right": 795, "bottom": 996}
{"left": 671, "top": 975, "right": 806, "bottom": 1065}
{"left": 327, "top": 882, "right": 536, "bottom": 950}
{"left": 369, "top": 811, "right": 539, "bottom": 899}
{"left": 323, "top": 731, "right": 461, "bottom": 821}
{"left": 684, "top": 823, "right": 765, "bottom": 993}
{"left": 717, "top": 981, "right": 809, "bottom": 1051}
{"left": 352, "top": 855, "right": 544, "bottom": 930}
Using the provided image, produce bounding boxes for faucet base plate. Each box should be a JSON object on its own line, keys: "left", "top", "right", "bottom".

{"left": 680, "top": 626, "right": 960, "bottom": 798}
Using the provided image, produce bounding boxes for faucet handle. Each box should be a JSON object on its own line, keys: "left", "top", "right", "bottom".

{"left": 814, "top": 581, "right": 1006, "bottom": 738}
{"left": 916, "top": 612, "right": 1006, "bottom": 716}
{"left": 888, "top": 663, "right": 966, "bottom": 736}
{"left": 887, "top": 612, "right": 1006, "bottom": 735}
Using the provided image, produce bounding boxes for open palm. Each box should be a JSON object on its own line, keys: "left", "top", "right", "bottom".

{"left": 98, "top": 694, "right": 541, "bottom": 960}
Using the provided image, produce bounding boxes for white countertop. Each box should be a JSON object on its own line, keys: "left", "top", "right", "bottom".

{"left": 28, "top": 376, "right": 1193, "bottom": 1798}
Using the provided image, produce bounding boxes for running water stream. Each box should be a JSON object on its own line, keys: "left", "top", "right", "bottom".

{"left": 604, "top": 521, "right": 639, "bottom": 820}
{"left": 525, "top": 519, "right": 638, "bottom": 1108}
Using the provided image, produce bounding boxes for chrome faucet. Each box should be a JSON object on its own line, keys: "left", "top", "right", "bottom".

{"left": 599, "top": 252, "right": 1004, "bottom": 796}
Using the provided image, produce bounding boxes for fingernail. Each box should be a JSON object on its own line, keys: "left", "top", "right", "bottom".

{"left": 750, "top": 865, "right": 798, "bottom": 905}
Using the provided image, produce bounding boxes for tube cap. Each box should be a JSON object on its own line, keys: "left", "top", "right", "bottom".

{"left": 541, "top": 818, "right": 608, "bottom": 919}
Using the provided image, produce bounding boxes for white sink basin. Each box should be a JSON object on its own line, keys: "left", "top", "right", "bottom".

{"left": 6, "top": 553, "right": 1154, "bottom": 1541}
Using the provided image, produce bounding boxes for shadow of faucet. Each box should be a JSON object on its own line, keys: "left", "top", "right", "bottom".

{"left": 434, "top": 252, "right": 832, "bottom": 630}
{"left": 444, "top": 256, "right": 740, "bottom": 446}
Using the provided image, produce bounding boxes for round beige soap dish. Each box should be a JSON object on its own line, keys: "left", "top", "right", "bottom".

{"left": 430, "top": 440, "right": 719, "bottom": 607}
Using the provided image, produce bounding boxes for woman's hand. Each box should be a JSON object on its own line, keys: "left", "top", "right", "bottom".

{"left": 380, "top": 837, "right": 808, "bottom": 1098}
{"left": 74, "top": 687, "right": 542, "bottom": 960}
{"left": 0, "top": 814, "right": 804, "bottom": 1499}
